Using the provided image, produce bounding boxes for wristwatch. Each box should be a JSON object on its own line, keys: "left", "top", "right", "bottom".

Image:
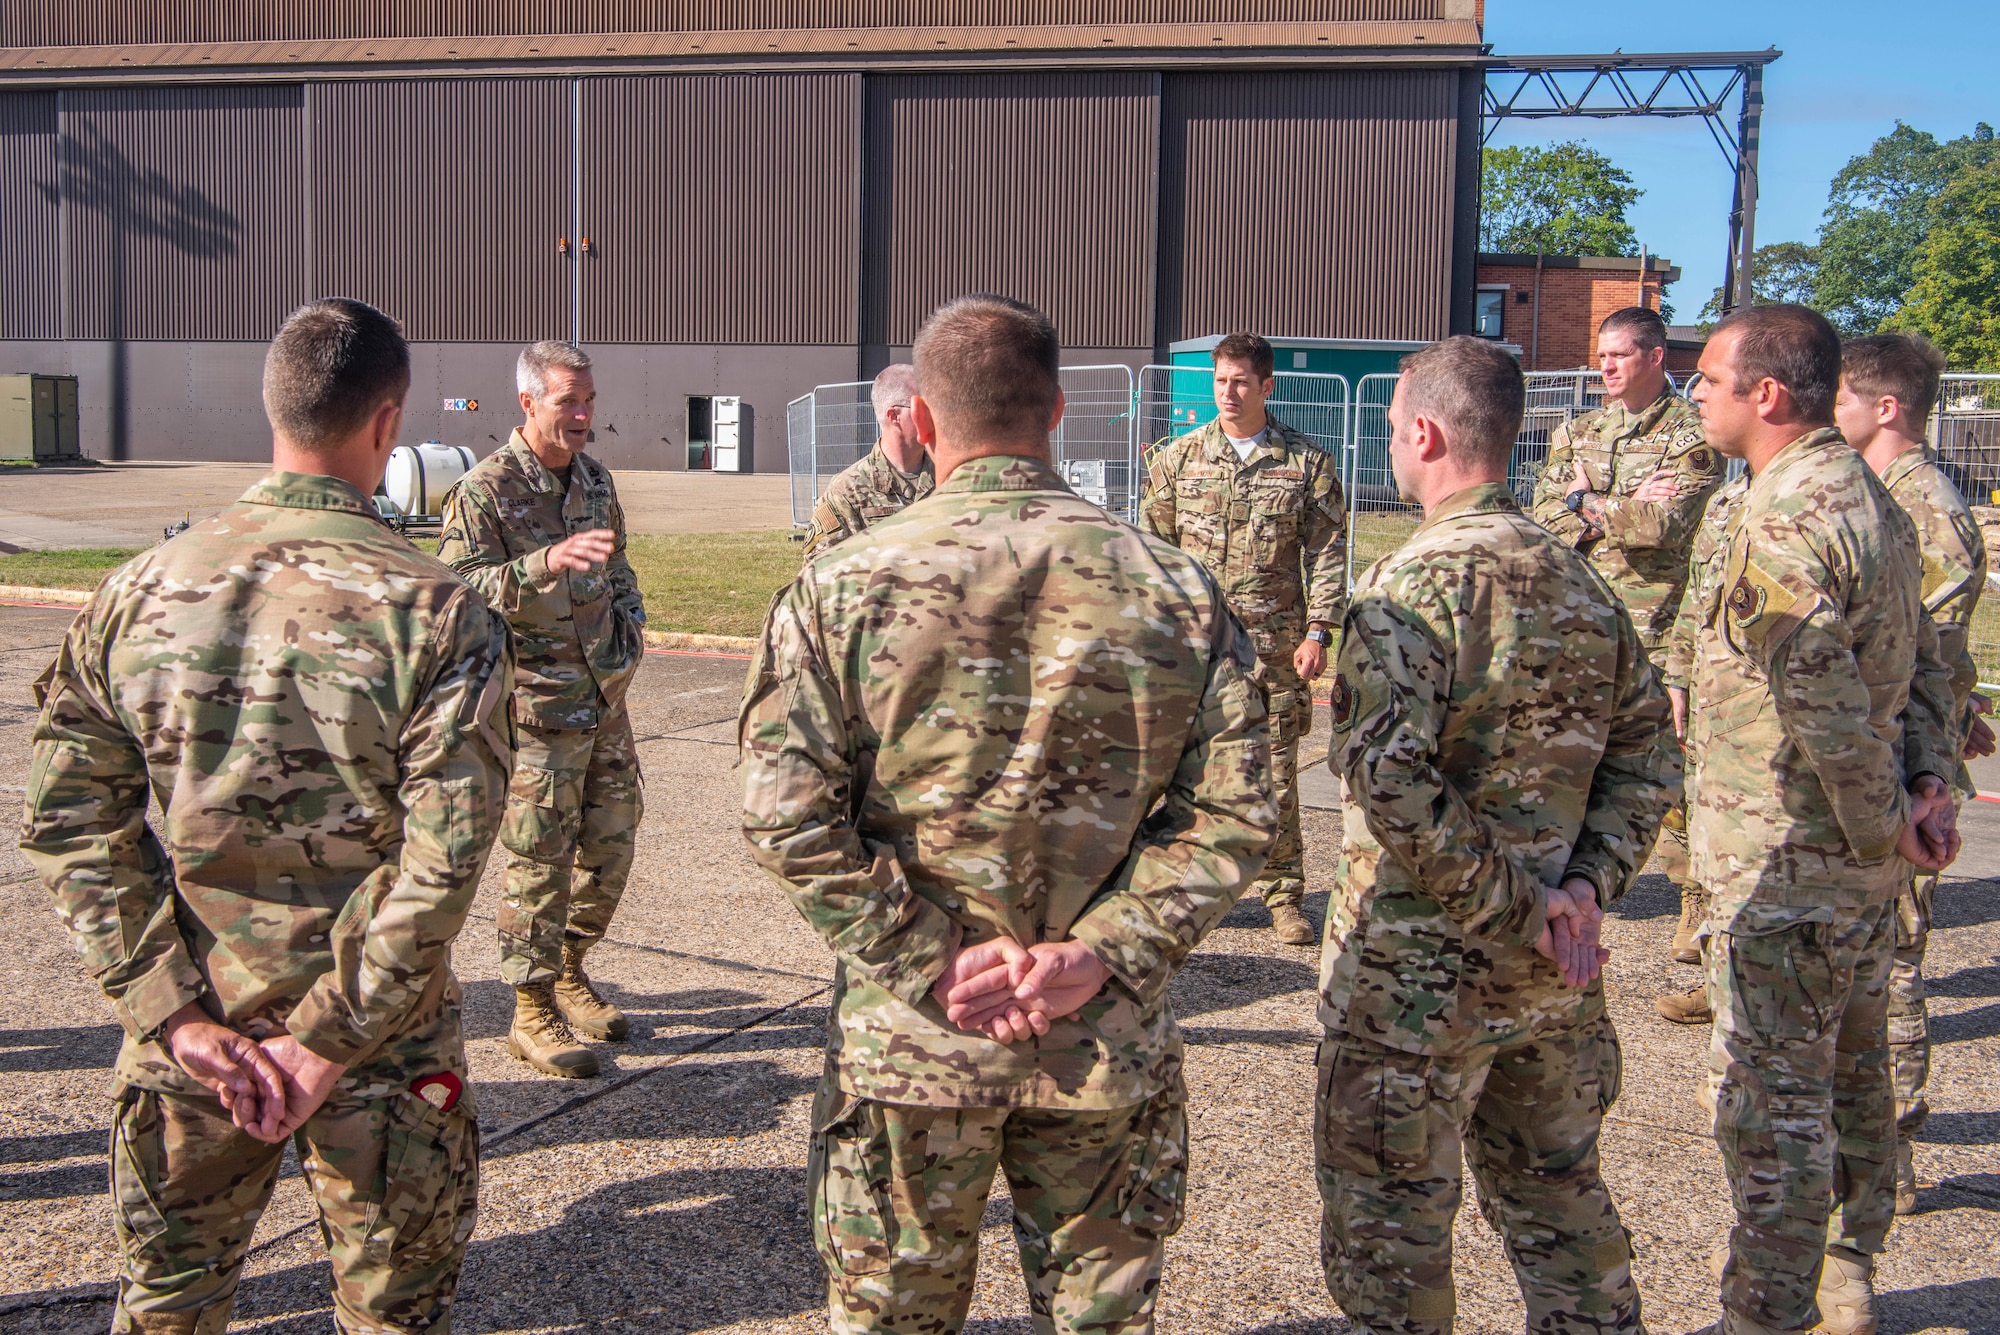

{"left": 1306, "top": 627, "right": 1333, "bottom": 647}
{"left": 1564, "top": 488, "right": 1590, "bottom": 514}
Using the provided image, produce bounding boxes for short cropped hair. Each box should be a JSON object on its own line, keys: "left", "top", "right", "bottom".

{"left": 1843, "top": 333, "right": 1947, "bottom": 422}
{"left": 871, "top": 363, "right": 919, "bottom": 426}
{"left": 517, "top": 340, "right": 593, "bottom": 400}
{"left": 1598, "top": 306, "right": 1667, "bottom": 354}
{"left": 261, "top": 298, "right": 411, "bottom": 450}
{"left": 1398, "top": 335, "right": 1525, "bottom": 471}
{"left": 1213, "top": 332, "right": 1275, "bottom": 381}
{"left": 1714, "top": 304, "right": 1841, "bottom": 424}
{"left": 912, "top": 295, "right": 1060, "bottom": 444}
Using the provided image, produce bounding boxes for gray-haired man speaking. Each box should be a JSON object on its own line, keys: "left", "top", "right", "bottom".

{"left": 438, "top": 340, "right": 646, "bottom": 1079}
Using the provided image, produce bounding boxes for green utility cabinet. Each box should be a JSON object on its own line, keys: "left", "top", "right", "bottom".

{"left": 0, "top": 374, "right": 81, "bottom": 461}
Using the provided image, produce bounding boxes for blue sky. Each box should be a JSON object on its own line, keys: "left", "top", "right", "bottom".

{"left": 1483, "top": 0, "right": 1997, "bottom": 315}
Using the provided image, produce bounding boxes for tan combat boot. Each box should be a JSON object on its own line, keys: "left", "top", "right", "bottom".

{"left": 1893, "top": 1137, "right": 1918, "bottom": 1215}
{"left": 554, "top": 941, "right": 629, "bottom": 1041}
{"left": 1671, "top": 887, "right": 1704, "bottom": 964}
{"left": 1816, "top": 1247, "right": 1879, "bottom": 1335}
{"left": 508, "top": 981, "right": 600, "bottom": 1078}
{"left": 1270, "top": 903, "right": 1316, "bottom": 946}
{"left": 1690, "top": 1313, "right": 1801, "bottom": 1335}
{"left": 1655, "top": 979, "right": 1713, "bottom": 1024}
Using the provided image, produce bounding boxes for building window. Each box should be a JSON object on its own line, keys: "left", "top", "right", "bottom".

{"left": 1474, "top": 289, "right": 1506, "bottom": 340}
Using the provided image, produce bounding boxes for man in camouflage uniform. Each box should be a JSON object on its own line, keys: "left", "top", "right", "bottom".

{"left": 1143, "top": 331, "right": 1345, "bottom": 945}
{"left": 1835, "top": 332, "right": 1989, "bottom": 1217}
{"left": 1319, "top": 336, "right": 1676, "bottom": 1335}
{"left": 1531, "top": 306, "right": 1726, "bottom": 973}
{"left": 19, "top": 299, "right": 512, "bottom": 1333}
{"left": 801, "top": 363, "right": 932, "bottom": 561}
{"left": 438, "top": 340, "right": 646, "bottom": 1079}
{"left": 1683, "top": 306, "right": 1960, "bottom": 1335}
{"left": 742, "top": 296, "right": 1275, "bottom": 1334}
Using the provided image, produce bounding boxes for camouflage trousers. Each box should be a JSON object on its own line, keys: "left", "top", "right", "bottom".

{"left": 808, "top": 1077, "right": 1188, "bottom": 1334}
{"left": 497, "top": 708, "right": 643, "bottom": 985}
{"left": 1888, "top": 877, "right": 1935, "bottom": 1138}
{"left": 107, "top": 1028, "right": 479, "bottom": 1332}
{"left": 1707, "top": 900, "right": 1895, "bottom": 1332}
{"left": 1256, "top": 655, "right": 1312, "bottom": 909}
{"left": 1652, "top": 725, "right": 1695, "bottom": 894}
{"left": 1315, "top": 1017, "right": 1639, "bottom": 1335}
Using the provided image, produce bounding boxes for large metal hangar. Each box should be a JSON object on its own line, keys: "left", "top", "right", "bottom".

{"left": 0, "top": 2, "right": 1487, "bottom": 471}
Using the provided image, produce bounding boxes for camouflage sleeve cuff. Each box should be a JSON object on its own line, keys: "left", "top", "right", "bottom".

{"left": 522, "top": 546, "right": 563, "bottom": 596}
{"left": 1068, "top": 897, "right": 1178, "bottom": 1011}
{"left": 1559, "top": 856, "right": 1618, "bottom": 909}
{"left": 849, "top": 894, "right": 963, "bottom": 1010}
{"left": 111, "top": 956, "right": 207, "bottom": 1044}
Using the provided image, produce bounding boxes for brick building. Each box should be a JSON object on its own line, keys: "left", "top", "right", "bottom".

{"left": 1474, "top": 253, "right": 1686, "bottom": 372}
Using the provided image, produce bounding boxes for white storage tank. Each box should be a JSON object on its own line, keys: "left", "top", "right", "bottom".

{"left": 384, "top": 442, "right": 476, "bottom": 517}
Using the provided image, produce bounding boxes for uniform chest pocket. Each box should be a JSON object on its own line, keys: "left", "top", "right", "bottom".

{"left": 1174, "top": 476, "right": 1228, "bottom": 547}
{"left": 1612, "top": 447, "right": 1666, "bottom": 491}
{"left": 1250, "top": 480, "right": 1304, "bottom": 562}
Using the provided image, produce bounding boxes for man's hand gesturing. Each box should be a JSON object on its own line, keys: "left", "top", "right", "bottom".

{"left": 546, "top": 528, "right": 617, "bottom": 574}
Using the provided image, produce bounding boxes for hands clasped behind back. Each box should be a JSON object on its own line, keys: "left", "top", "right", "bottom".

{"left": 936, "top": 937, "right": 1112, "bottom": 1044}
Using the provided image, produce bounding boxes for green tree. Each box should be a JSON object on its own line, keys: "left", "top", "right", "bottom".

{"left": 1816, "top": 121, "right": 1999, "bottom": 335}
{"left": 1698, "top": 241, "right": 1822, "bottom": 330}
{"left": 1887, "top": 159, "right": 2000, "bottom": 369}
{"left": 1481, "top": 142, "right": 1641, "bottom": 256}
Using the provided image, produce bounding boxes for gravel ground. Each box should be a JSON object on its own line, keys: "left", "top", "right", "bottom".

{"left": 1, "top": 600, "right": 1995, "bottom": 1334}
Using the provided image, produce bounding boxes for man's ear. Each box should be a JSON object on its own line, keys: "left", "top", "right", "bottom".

{"left": 1413, "top": 412, "right": 1450, "bottom": 462}
{"left": 374, "top": 399, "right": 405, "bottom": 458}
{"left": 1049, "top": 387, "right": 1066, "bottom": 432}
{"left": 911, "top": 394, "right": 939, "bottom": 447}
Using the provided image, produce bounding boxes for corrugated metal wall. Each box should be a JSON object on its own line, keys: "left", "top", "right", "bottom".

{"left": 311, "top": 78, "right": 572, "bottom": 342}
{"left": 0, "top": 93, "right": 60, "bottom": 340}
{"left": 62, "top": 85, "right": 306, "bottom": 340}
{"left": 581, "top": 74, "right": 857, "bottom": 344}
{"left": 864, "top": 72, "right": 1157, "bottom": 349}
{"left": 5, "top": 1, "right": 1445, "bottom": 48}
{"left": 1158, "top": 69, "right": 1456, "bottom": 343}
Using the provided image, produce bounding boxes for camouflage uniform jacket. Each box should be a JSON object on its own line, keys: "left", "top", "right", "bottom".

{"left": 1662, "top": 474, "right": 1749, "bottom": 694}
{"left": 741, "top": 454, "right": 1276, "bottom": 1110}
{"left": 1141, "top": 416, "right": 1347, "bottom": 662}
{"left": 1685, "top": 429, "right": 1958, "bottom": 931}
{"left": 801, "top": 440, "right": 935, "bottom": 562}
{"left": 1530, "top": 389, "right": 1725, "bottom": 651}
{"left": 1881, "top": 446, "right": 1987, "bottom": 757}
{"left": 1321, "top": 483, "right": 1676, "bottom": 1055}
{"left": 438, "top": 429, "right": 644, "bottom": 729}
{"left": 19, "top": 473, "right": 514, "bottom": 1097}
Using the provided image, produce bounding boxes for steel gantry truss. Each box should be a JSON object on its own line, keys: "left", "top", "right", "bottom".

{"left": 1483, "top": 48, "right": 1782, "bottom": 316}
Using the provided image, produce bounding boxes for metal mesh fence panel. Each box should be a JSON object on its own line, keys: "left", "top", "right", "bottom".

{"left": 1053, "top": 364, "right": 1139, "bottom": 521}
{"left": 785, "top": 380, "right": 875, "bottom": 529}
{"left": 1350, "top": 373, "right": 1420, "bottom": 585}
{"left": 1350, "top": 370, "right": 1712, "bottom": 585}
{"left": 1929, "top": 374, "right": 2000, "bottom": 686}
{"left": 1135, "top": 364, "right": 1350, "bottom": 476}
{"left": 786, "top": 392, "right": 815, "bottom": 528}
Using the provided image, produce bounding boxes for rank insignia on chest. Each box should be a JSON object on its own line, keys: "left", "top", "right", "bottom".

{"left": 1330, "top": 673, "right": 1354, "bottom": 727}
{"left": 411, "top": 1072, "right": 463, "bottom": 1112}
{"left": 1727, "top": 575, "right": 1765, "bottom": 625}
